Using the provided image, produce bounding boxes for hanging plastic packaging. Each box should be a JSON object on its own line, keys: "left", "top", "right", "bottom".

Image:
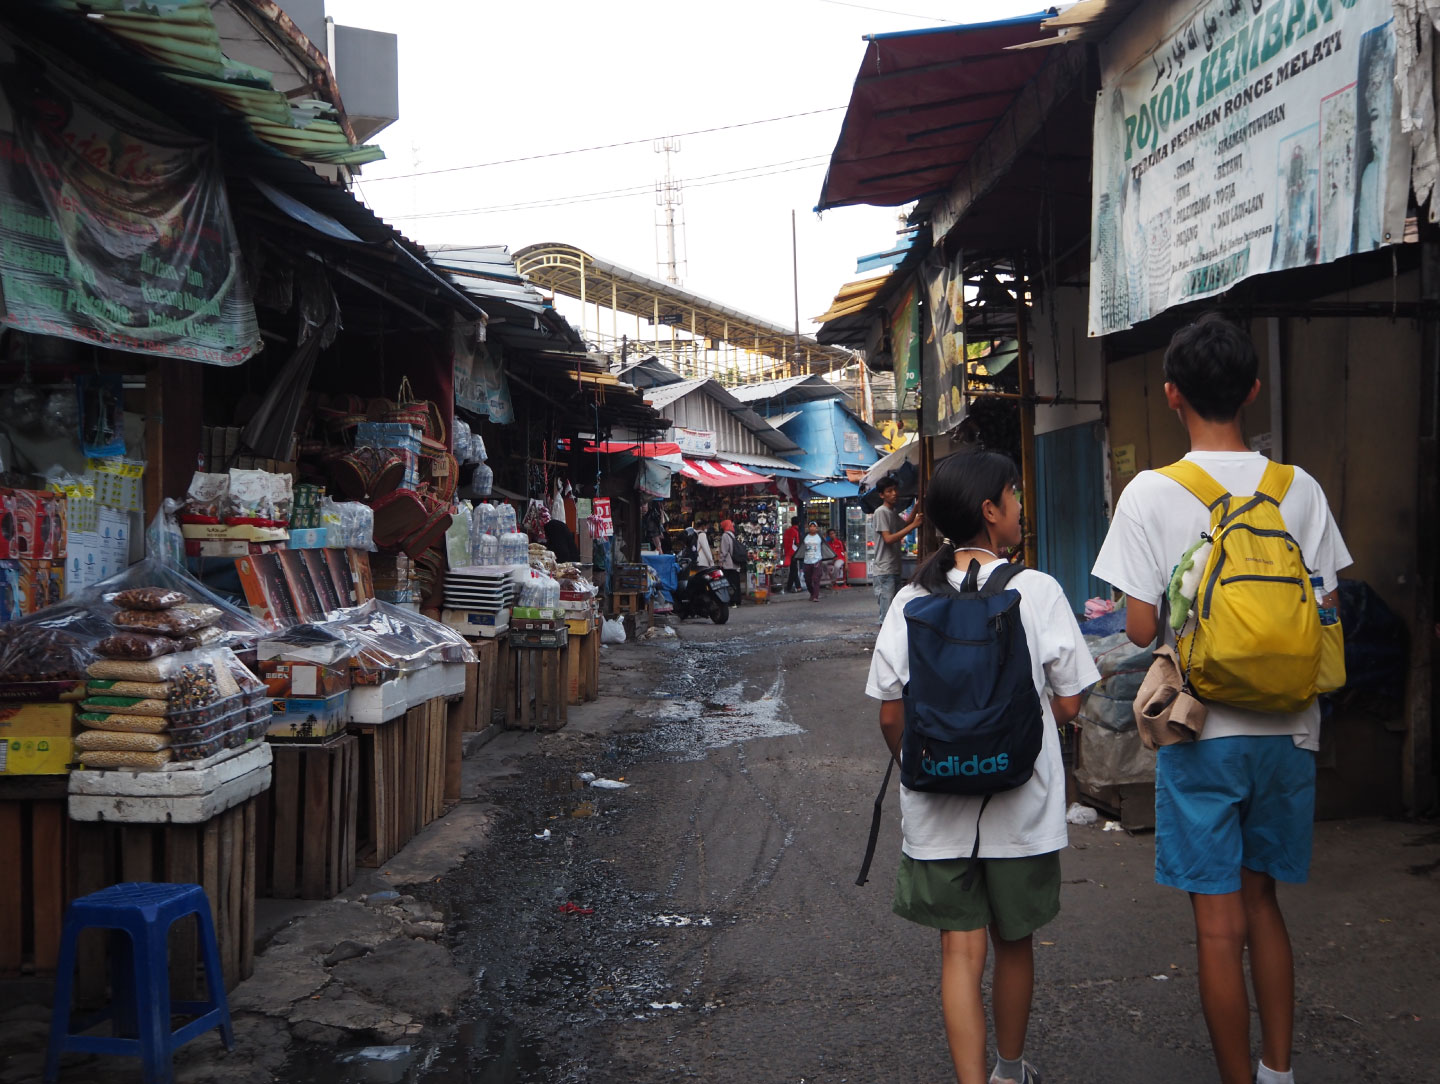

{"left": 472, "top": 462, "right": 493, "bottom": 496}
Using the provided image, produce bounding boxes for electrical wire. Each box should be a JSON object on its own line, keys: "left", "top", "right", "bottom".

{"left": 814, "top": 0, "right": 952, "bottom": 20}
{"left": 387, "top": 157, "right": 830, "bottom": 221}
{"left": 360, "top": 107, "right": 846, "bottom": 183}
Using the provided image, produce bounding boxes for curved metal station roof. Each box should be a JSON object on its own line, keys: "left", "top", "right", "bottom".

{"left": 514, "top": 243, "right": 856, "bottom": 375}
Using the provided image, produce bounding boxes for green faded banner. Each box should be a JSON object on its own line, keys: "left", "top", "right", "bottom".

{"left": 0, "top": 34, "right": 260, "bottom": 364}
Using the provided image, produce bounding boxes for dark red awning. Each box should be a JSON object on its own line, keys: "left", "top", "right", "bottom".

{"left": 816, "top": 13, "right": 1052, "bottom": 212}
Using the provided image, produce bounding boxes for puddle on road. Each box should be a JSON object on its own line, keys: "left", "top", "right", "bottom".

{"left": 636, "top": 675, "right": 803, "bottom": 759}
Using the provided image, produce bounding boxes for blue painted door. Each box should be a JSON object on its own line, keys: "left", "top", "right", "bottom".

{"left": 1034, "top": 422, "right": 1108, "bottom": 613}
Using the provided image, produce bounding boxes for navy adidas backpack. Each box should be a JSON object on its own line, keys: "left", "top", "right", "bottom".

{"left": 856, "top": 560, "right": 1043, "bottom": 885}
{"left": 900, "top": 559, "right": 1043, "bottom": 795}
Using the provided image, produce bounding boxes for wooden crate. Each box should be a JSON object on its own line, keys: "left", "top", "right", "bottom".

{"left": 67, "top": 796, "right": 258, "bottom": 1002}
{"left": 351, "top": 698, "right": 451, "bottom": 868}
{"left": 255, "top": 735, "right": 359, "bottom": 900}
{"left": 566, "top": 631, "right": 600, "bottom": 705}
{"left": 0, "top": 793, "right": 67, "bottom": 977}
{"left": 507, "top": 645, "right": 567, "bottom": 731}
{"left": 495, "top": 637, "right": 512, "bottom": 728}
{"left": 461, "top": 639, "right": 499, "bottom": 732}
{"left": 609, "top": 591, "right": 643, "bottom": 615}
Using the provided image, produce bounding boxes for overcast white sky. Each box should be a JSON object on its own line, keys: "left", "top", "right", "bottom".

{"left": 327, "top": 0, "right": 1043, "bottom": 337}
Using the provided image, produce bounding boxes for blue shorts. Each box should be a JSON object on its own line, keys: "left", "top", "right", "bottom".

{"left": 1154, "top": 735, "right": 1316, "bottom": 895}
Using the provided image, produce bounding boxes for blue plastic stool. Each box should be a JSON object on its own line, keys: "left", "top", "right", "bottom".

{"left": 44, "top": 883, "right": 234, "bottom": 1084}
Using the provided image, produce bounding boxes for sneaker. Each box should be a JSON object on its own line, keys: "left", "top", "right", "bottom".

{"left": 990, "top": 1063, "right": 1041, "bottom": 1084}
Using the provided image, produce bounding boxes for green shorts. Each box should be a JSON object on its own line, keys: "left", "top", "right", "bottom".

{"left": 893, "top": 851, "right": 1062, "bottom": 941}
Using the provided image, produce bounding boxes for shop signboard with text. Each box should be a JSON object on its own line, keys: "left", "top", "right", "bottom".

{"left": 1089, "top": 0, "right": 1409, "bottom": 336}
{"left": 673, "top": 428, "right": 717, "bottom": 456}
{"left": 0, "top": 33, "right": 260, "bottom": 363}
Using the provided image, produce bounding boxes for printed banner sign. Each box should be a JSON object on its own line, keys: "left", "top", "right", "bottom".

{"left": 0, "top": 35, "right": 260, "bottom": 363}
{"left": 673, "top": 427, "right": 717, "bottom": 456}
{"left": 1089, "top": 0, "right": 1410, "bottom": 336}
{"left": 921, "top": 251, "right": 966, "bottom": 437}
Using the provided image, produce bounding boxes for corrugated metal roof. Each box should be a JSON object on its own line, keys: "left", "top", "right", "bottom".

{"left": 644, "top": 377, "right": 801, "bottom": 456}
{"left": 47, "top": 0, "right": 382, "bottom": 166}
{"left": 515, "top": 243, "right": 856, "bottom": 375}
{"left": 729, "top": 374, "right": 843, "bottom": 404}
{"left": 816, "top": 12, "right": 1052, "bottom": 211}
{"left": 643, "top": 376, "right": 712, "bottom": 410}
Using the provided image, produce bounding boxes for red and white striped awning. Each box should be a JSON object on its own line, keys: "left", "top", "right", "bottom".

{"left": 678, "top": 458, "right": 772, "bottom": 488}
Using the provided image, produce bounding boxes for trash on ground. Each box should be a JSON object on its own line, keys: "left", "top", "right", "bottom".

{"left": 590, "top": 778, "right": 630, "bottom": 789}
{"left": 601, "top": 617, "right": 626, "bottom": 644}
{"left": 577, "top": 771, "right": 596, "bottom": 781}
{"left": 1066, "top": 802, "right": 1099, "bottom": 826}
{"left": 1152, "top": 974, "right": 1170, "bottom": 981}
{"left": 651, "top": 913, "right": 712, "bottom": 927}
{"left": 558, "top": 902, "right": 595, "bottom": 915}
{"left": 534, "top": 829, "right": 552, "bottom": 840}
{"left": 366, "top": 889, "right": 400, "bottom": 902}
{"left": 1102, "top": 820, "right": 1124, "bottom": 832}
{"left": 571, "top": 800, "right": 596, "bottom": 818}
{"left": 341, "top": 1046, "right": 413, "bottom": 1063}
{"left": 648, "top": 1001, "right": 683, "bottom": 1010}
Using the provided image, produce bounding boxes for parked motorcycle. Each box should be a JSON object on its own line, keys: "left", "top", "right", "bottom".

{"left": 673, "top": 562, "right": 731, "bottom": 624}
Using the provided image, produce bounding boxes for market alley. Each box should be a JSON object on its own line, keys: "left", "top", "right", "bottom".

{"left": 287, "top": 591, "right": 1440, "bottom": 1084}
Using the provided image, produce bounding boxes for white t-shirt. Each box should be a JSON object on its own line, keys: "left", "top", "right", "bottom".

{"left": 696, "top": 531, "right": 713, "bottom": 567}
{"left": 802, "top": 533, "right": 823, "bottom": 563}
{"left": 1091, "top": 451, "right": 1353, "bottom": 751}
{"left": 865, "top": 563, "right": 1100, "bottom": 860}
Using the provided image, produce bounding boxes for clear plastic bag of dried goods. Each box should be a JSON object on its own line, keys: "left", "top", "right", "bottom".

{"left": 0, "top": 559, "right": 267, "bottom": 682}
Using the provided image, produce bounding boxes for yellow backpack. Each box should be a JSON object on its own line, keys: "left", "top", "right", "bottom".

{"left": 1157, "top": 460, "right": 1344, "bottom": 713}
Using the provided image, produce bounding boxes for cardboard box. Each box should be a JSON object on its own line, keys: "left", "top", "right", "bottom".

{"left": 268, "top": 690, "right": 348, "bottom": 740}
{"left": 236, "top": 552, "right": 298, "bottom": 629}
{"left": 17, "top": 560, "right": 64, "bottom": 616}
{"left": 0, "top": 701, "right": 76, "bottom": 775}
{"left": 288, "top": 528, "right": 327, "bottom": 549}
{"left": 259, "top": 660, "right": 351, "bottom": 699}
{"left": 324, "top": 549, "right": 357, "bottom": 608}
{"left": 347, "top": 548, "right": 374, "bottom": 604}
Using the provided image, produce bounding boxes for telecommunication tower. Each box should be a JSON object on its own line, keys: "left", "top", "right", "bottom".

{"left": 654, "top": 137, "right": 687, "bottom": 286}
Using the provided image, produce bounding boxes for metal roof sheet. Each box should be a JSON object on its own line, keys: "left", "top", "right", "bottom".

{"left": 643, "top": 377, "right": 801, "bottom": 455}
{"left": 815, "top": 12, "right": 1053, "bottom": 211}
{"left": 514, "top": 243, "right": 856, "bottom": 375}
{"left": 47, "top": 0, "right": 383, "bottom": 166}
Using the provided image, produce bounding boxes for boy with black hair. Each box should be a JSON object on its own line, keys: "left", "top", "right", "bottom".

{"left": 1092, "top": 312, "right": 1351, "bottom": 1084}
{"left": 872, "top": 474, "right": 923, "bottom": 623}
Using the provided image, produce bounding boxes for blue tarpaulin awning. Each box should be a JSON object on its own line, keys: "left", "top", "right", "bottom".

{"left": 809, "top": 480, "right": 861, "bottom": 499}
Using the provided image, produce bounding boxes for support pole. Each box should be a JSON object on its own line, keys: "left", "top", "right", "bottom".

{"left": 792, "top": 209, "right": 801, "bottom": 380}
{"left": 1408, "top": 237, "right": 1439, "bottom": 815}
{"left": 1015, "top": 267, "right": 1038, "bottom": 570}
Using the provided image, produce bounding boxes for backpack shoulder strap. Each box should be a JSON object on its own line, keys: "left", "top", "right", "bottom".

{"left": 1254, "top": 460, "right": 1295, "bottom": 506}
{"left": 980, "top": 560, "right": 1025, "bottom": 597}
{"left": 1155, "top": 461, "right": 1231, "bottom": 511}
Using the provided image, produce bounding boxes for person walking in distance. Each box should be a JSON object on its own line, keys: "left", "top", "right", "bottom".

{"left": 801, "top": 520, "right": 824, "bottom": 602}
{"left": 781, "top": 516, "right": 802, "bottom": 594}
{"left": 867, "top": 451, "right": 1098, "bottom": 1084}
{"left": 825, "top": 527, "right": 848, "bottom": 589}
{"left": 1092, "top": 313, "right": 1351, "bottom": 1084}
{"left": 692, "top": 518, "right": 713, "bottom": 568}
{"left": 718, "top": 518, "right": 742, "bottom": 607}
{"left": 871, "top": 474, "right": 923, "bottom": 623}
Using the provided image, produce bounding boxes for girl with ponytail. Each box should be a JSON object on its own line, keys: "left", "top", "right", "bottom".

{"left": 866, "top": 450, "right": 1099, "bottom": 1084}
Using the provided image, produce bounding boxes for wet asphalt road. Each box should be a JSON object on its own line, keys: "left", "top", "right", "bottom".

{"left": 321, "top": 588, "right": 1440, "bottom": 1084}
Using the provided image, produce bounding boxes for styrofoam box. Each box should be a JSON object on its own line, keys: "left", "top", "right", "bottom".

{"left": 68, "top": 744, "right": 273, "bottom": 824}
{"left": 347, "top": 677, "right": 409, "bottom": 724}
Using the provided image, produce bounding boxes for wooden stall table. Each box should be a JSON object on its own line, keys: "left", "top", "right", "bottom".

{"left": 350, "top": 697, "right": 450, "bottom": 868}
{"left": 566, "top": 626, "right": 600, "bottom": 705}
{"left": 507, "top": 641, "right": 568, "bottom": 731}
{"left": 0, "top": 778, "right": 69, "bottom": 979}
{"left": 60, "top": 742, "right": 273, "bottom": 1003}
{"left": 255, "top": 733, "right": 359, "bottom": 900}
{"left": 459, "top": 638, "right": 499, "bottom": 733}
{"left": 66, "top": 797, "right": 262, "bottom": 1003}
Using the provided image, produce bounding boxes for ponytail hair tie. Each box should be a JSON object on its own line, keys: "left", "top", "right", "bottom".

{"left": 941, "top": 537, "right": 955, "bottom": 547}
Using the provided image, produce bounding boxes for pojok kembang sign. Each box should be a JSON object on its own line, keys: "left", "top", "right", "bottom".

{"left": 1089, "top": 0, "right": 1411, "bottom": 336}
